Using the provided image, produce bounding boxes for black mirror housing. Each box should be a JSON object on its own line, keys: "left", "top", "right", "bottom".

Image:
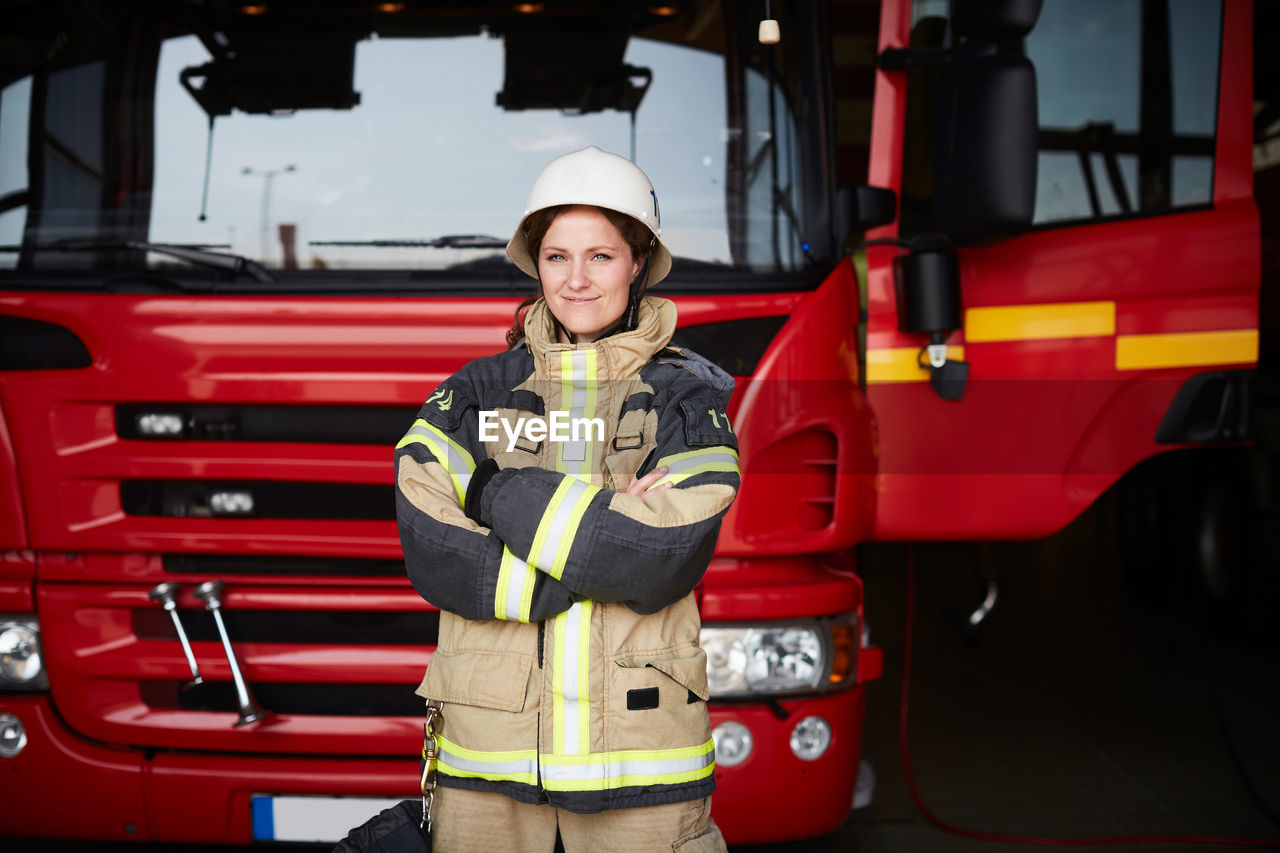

{"left": 951, "top": 0, "right": 1043, "bottom": 41}
{"left": 854, "top": 186, "right": 898, "bottom": 231}
{"left": 893, "top": 245, "right": 961, "bottom": 336}
{"left": 933, "top": 52, "right": 1038, "bottom": 246}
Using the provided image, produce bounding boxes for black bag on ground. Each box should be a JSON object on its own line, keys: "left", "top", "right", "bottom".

{"left": 331, "top": 798, "right": 429, "bottom": 853}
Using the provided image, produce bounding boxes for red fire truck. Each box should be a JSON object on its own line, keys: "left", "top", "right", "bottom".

{"left": 0, "top": 0, "right": 1259, "bottom": 845}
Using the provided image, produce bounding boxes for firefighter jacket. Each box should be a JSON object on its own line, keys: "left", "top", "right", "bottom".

{"left": 395, "top": 295, "right": 739, "bottom": 814}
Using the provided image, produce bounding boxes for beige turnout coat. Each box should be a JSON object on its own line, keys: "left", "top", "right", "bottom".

{"left": 395, "top": 297, "right": 740, "bottom": 813}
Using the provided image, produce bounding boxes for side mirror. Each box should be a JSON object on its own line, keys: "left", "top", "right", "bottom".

{"left": 837, "top": 185, "right": 898, "bottom": 245}
{"left": 879, "top": 0, "right": 1042, "bottom": 246}
{"left": 933, "top": 51, "right": 1038, "bottom": 245}
{"left": 893, "top": 241, "right": 969, "bottom": 401}
{"left": 853, "top": 186, "right": 898, "bottom": 231}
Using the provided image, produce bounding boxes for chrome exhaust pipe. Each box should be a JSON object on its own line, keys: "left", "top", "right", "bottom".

{"left": 148, "top": 582, "right": 203, "bottom": 688}
{"left": 193, "top": 580, "right": 269, "bottom": 727}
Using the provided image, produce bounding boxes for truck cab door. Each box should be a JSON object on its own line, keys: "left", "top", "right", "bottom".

{"left": 861, "top": 0, "right": 1258, "bottom": 540}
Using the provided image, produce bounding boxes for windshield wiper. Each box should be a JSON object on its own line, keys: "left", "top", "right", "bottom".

{"left": 308, "top": 234, "right": 508, "bottom": 249}
{"left": 0, "top": 239, "right": 275, "bottom": 283}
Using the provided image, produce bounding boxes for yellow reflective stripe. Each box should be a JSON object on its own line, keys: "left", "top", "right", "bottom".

{"left": 651, "top": 446, "right": 740, "bottom": 489}
{"left": 528, "top": 477, "right": 576, "bottom": 575}
{"left": 395, "top": 418, "right": 476, "bottom": 504}
{"left": 547, "top": 479, "right": 599, "bottom": 580}
{"left": 435, "top": 736, "right": 539, "bottom": 786}
{"left": 434, "top": 737, "right": 716, "bottom": 792}
{"left": 965, "top": 301, "right": 1116, "bottom": 342}
{"left": 540, "top": 739, "right": 716, "bottom": 791}
{"left": 576, "top": 599, "right": 592, "bottom": 755}
{"left": 494, "top": 546, "right": 537, "bottom": 622}
{"left": 559, "top": 351, "right": 576, "bottom": 477}
{"left": 582, "top": 348, "right": 598, "bottom": 476}
{"left": 553, "top": 608, "right": 567, "bottom": 753}
{"left": 494, "top": 546, "right": 513, "bottom": 620}
{"left": 1116, "top": 329, "right": 1258, "bottom": 370}
{"left": 866, "top": 346, "right": 968, "bottom": 383}
{"left": 518, "top": 560, "right": 537, "bottom": 623}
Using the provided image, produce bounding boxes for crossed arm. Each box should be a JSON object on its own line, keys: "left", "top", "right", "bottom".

{"left": 395, "top": 391, "right": 738, "bottom": 621}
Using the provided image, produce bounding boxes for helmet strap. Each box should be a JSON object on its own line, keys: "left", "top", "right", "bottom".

{"left": 622, "top": 254, "right": 652, "bottom": 333}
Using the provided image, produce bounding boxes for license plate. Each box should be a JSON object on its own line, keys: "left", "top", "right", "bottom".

{"left": 250, "top": 795, "right": 406, "bottom": 843}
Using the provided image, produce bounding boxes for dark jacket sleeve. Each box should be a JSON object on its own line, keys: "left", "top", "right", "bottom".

{"left": 395, "top": 372, "right": 577, "bottom": 623}
{"left": 475, "top": 372, "right": 739, "bottom": 615}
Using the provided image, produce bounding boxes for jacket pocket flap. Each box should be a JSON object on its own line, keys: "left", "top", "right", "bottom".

{"left": 616, "top": 647, "right": 709, "bottom": 702}
{"left": 418, "top": 649, "right": 534, "bottom": 712}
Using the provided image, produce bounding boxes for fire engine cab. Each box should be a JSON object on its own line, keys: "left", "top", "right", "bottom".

{"left": 0, "top": 0, "right": 1259, "bottom": 845}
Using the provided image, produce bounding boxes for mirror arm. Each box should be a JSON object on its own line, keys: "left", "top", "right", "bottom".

{"left": 877, "top": 47, "right": 952, "bottom": 71}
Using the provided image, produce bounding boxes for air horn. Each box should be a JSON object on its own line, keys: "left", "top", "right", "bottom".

{"left": 193, "top": 580, "right": 269, "bottom": 727}
{"left": 148, "top": 582, "right": 203, "bottom": 688}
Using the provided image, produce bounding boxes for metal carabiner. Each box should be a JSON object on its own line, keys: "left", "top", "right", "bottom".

{"left": 420, "top": 701, "right": 444, "bottom": 833}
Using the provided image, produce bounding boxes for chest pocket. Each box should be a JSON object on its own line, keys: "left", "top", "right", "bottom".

{"left": 483, "top": 407, "right": 548, "bottom": 471}
{"left": 602, "top": 407, "right": 658, "bottom": 491}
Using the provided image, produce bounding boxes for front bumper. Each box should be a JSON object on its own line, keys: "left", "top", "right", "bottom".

{"left": 1, "top": 687, "right": 869, "bottom": 845}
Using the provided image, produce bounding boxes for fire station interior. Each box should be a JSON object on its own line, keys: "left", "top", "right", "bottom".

{"left": 1, "top": 0, "right": 1279, "bottom": 850}
{"left": 830, "top": 3, "right": 1280, "bottom": 852}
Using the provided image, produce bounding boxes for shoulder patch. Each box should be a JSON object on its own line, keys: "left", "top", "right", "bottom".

{"left": 420, "top": 379, "right": 467, "bottom": 430}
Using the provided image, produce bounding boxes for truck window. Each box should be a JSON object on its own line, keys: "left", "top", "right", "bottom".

{"left": 0, "top": 76, "right": 32, "bottom": 268}
{"left": 150, "top": 32, "right": 734, "bottom": 271}
{"left": 1028, "top": 0, "right": 1222, "bottom": 223}
{"left": 1, "top": 1, "right": 841, "bottom": 286}
{"left": 901, "top": 0, "right": 1223, "bottom": 235}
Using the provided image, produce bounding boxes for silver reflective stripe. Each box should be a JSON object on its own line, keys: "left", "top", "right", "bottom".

{"left": 530, "top": 476, "right": 595, "bottom": 575}
{"left": 556, "top": 600, "right": 586, "bottom": 754}
{"left": 439, "top": 749, "right": 537, "bottom": 778}
{"left": 652, "top": 448, "right": 738, "bottom": 489}
{"left": 541, "top": 749, "right": 715, "bottom": 784}
{"left": 397, "top": 419, "right": 476, "bottom": 504}
{"left": 437, "top": 743, "right": 538, "bottom": 781}
{"left": 558, "top": 349, "right": 596, "bottom": 481}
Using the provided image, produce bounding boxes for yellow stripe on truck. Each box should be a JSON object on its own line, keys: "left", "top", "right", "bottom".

{"left": 1116, "top": 329, "right": 1258, "bottom": 370}
{"left": 866, "top": 346, "right": 966, "bottom": 383}
{"left": 964, "top": 301, "right": 1115, "bottom": 342}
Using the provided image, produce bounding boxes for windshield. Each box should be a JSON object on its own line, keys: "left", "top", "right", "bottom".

{"left": 0, "top": 0, "right": 836, "bottom": 285}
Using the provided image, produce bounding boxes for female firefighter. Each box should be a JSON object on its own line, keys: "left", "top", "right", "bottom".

{"left": 394, "top": 146, "right": 738, "bottom": 851}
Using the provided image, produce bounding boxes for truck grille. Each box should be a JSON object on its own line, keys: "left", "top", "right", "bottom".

{"left": 121, "top": 480, "right": 396, "bottom": 520}
{"left": 139, "top": 681, "right": 428, "bottom": 717}
{"left": 116, "top": 403, "right": 416, "bottom": 444}
{"left": 131, "top": 607, "right": 437, "bottom": 645}
{"left": 162, "top": 553, "right": 408, "bottom": 577}
{"left": 39, "top": 576, "right": 437, "bottom": 755}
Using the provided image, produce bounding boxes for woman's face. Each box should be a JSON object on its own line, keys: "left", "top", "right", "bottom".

{"left": 538, "top": 206, "right": 642, "bottom": 343}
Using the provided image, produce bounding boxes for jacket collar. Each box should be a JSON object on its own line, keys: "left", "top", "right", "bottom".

{"left": 523, "top": 296, "right": 677, "bottom": 378}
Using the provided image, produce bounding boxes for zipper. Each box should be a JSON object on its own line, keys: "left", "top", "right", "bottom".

{"left": 537, "top": 624, "right": 547, "bottom": 802}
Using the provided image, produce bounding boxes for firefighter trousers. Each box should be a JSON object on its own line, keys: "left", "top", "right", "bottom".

{"left": 432, "top": 785, "right": 727, "bottom": 852}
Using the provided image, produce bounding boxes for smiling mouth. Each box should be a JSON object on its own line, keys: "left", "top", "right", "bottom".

{"left": 561, "top": 297, "right": 598, "bottom": 304}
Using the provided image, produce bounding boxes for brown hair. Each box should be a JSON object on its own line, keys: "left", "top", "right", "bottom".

{"left": 504, "top": 205, "right": 653, "bottom": 348}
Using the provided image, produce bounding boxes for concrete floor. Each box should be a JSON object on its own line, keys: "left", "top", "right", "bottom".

{"left": 743, "top": 492, "right": 1280, "bottom": 853}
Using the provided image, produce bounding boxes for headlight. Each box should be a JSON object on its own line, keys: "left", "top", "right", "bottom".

{"left": 701, "top": 622, "right": 831, "bottom": 698}
{"left": 0, "top": 617, "right": 48, "bottom": 690}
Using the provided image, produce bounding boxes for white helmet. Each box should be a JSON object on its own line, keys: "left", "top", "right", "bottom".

{"left": 506, "top": 146, "right": 673, "bottom": 286}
